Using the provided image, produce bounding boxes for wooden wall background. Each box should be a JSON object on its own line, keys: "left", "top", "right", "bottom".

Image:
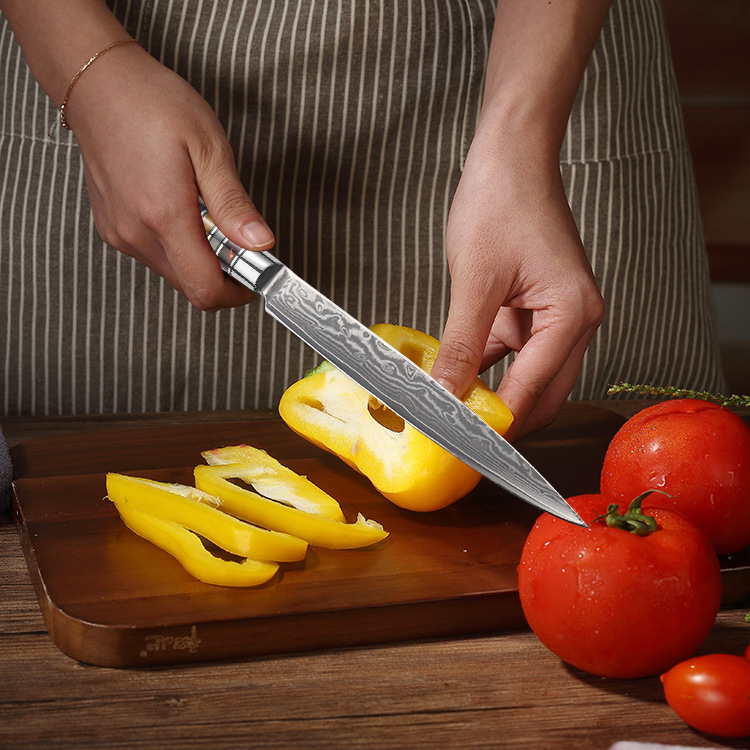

{"left": 663, "top": 0, "right": 750, "bottom": 391}
{"left": 662, "top": 0, "right": 749, "bottom": 277}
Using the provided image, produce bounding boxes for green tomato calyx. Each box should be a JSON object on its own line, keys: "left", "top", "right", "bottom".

{"left": 594, "top": 491, "right": 661, "bottom": 536}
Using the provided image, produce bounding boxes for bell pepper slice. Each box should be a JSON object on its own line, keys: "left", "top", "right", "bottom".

{"left": 113, "top": 504, "right": 279, "bottom": 587}
{"left": 202, "top": 445, "right": 345, "bottom": 522}
{"left": 106, "top": 473, "right": 307, "bottom": 562}
{"left": 277, "top": 323, "right": 514, "bottom": 512}
{"left": 193, "top": 447, "right": 388, "bottom": 549}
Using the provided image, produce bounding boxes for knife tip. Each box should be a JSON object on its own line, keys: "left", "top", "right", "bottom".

{"left": 561, "top": 505, "right": 589, "bottom": 528}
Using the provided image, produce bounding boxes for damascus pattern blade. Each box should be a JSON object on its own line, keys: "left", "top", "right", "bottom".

{"left": 262, "top": 267, "right": 585, "bottom": 526}
{"left": 199, "top": 199, "right": 584, "bottom": 526}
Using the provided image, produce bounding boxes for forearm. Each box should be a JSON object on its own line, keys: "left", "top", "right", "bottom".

{"left": 433, "top": 1, "right": 610, "bottom": 433}
{"left": 479, "top": 0, "right": 613, "bottom": 163}
{"left": 0, "top": 0, "right": 130, "bottom": 105}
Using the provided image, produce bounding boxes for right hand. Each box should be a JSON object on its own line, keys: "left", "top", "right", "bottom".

{"left": 65, "top": 42, "right": 272, "bottom": 311}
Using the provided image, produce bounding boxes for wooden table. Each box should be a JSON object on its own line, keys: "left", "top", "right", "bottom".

{"left": 2, "top": 404, "right": 749, "bottom": 750}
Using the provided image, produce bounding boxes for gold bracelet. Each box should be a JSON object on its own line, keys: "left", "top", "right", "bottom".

{"left": 59, "top": 38, "right": 140, "bottom": 130}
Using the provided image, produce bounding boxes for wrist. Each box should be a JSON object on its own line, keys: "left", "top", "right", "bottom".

{"left": 1, "top": 0, "right": 132, "bottom": 105}
{"left": 59, "top": 39, "right": 140, "bottom": 130}
{"left": 470, "top": 96, "right": 569, "bottom": 179}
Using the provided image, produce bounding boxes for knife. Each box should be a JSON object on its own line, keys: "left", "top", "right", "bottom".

{"left": 199, "top": 199, "right": 586, "bottom": 527}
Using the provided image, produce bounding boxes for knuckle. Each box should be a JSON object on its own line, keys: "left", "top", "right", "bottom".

{"left": 99, "top": 216, "right": 138, "bottom": 252}
{"left": 137, "top": 199, "right": 177, "bottom": 235}
{"left": 574, "top": 274, "right": 606, "bottom": 316}
{"left": 194, "top": 129, "right": 235, "bottom": 167}
{"left": 575, "top": 290, "right": 606, "bottom": 333}
{"left": 590, "top": 293, "right": 606, "bottom": 327}
{"left": 439, "top": 337, "right": 484, "bottom": 371}
{"left": 114, "top": 221, "right": 144, "bottom": 251}
{"left": 557, "top": 277, "right": 606, "bottom": 331}
{"left": 511, "top": 371, "right": 546, "bottom": 404}
{"left": 90, "top": 206, "right": 124, "bottom": 250}
{"left": 207, "top": 188, "right": 259, "bottom": 237}
{"left": 94, "top": 221, "right": 119, "bottom": 249}
{"left": 185, "top": 284, "right": 223, "bottom": 313}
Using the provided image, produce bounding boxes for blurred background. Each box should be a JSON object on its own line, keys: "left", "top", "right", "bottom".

{"left": 663, "top": 0, "right": 750, "bottom": 394}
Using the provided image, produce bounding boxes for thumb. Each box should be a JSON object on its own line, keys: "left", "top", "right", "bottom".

{"left": 201, "top": 186, "right": 275, "bottom": 251}
{"left": 194, "top": 135, "right": 275, "bottom": 250}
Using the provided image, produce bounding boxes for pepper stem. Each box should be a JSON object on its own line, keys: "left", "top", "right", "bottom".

{"left": 593, "top": 491, "right": 662, "bottom": 536}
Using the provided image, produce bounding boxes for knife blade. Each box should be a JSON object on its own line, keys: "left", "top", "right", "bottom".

{"left": 199, "top": 199, "right": 586, "bottom": 527}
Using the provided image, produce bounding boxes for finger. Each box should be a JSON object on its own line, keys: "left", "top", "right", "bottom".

{"left": 503, "top": 339, "right": 588, "bottom": 441}
{"left": 190, "top": 144, "right": 275, "bottom": 308}
{"left": 432, "top": 301, "right": 496, "bottom": 399}
{"left": 479, "top": 307, "right": 532, "bottom": 373}
{"left": 431, "top": 258, "right": 507, "bottom": 397}
{"left": 497, "top": 311, "right": 601, "bottom": 440}
{"left": 193, "top": 141, "right": 275, "bottom": 252}
{"left": 517, "top": 337, "right": 590, "bottom": 437}
{"left": 121, "top": 225, "right": 256, "bottom": 311}
{"left": 156, "top": 190, "right": 257, "bottom": 311}
{"left": 87, "top": 184, "right": 186, "bottom": 293}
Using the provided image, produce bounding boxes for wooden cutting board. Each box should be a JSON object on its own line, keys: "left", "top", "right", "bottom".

{"left": 12, "top": 406, "right": 750, "bottom": 668}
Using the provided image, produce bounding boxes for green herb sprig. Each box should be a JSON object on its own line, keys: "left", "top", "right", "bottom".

{"left": 607, "top": 382, "right": 750, "bottom": 408}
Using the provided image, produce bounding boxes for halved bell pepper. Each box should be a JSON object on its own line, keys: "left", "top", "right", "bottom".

{"left": 106, "top": 473, "right": 307, "bottom": 562}
{"left": 277, "top": 323, "right": 514, "bottom": 512}
{"left": 194, "top": 445, "right": 388, "bottom": 549}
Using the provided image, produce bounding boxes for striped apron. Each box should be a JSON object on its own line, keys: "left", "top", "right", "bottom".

{"left": 0, "top": 0, "right": 726, "bottom": 417}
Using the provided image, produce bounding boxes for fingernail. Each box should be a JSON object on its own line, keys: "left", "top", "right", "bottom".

{"left": 242, "top": 221, "right": 274, "bottom": 248}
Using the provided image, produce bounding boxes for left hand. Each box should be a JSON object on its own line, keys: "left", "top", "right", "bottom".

{"left": 432, "top": 128, "right": 604, "bottom": 441}
{"left": 430, "top": 0, "right": 613, "bottom": 441}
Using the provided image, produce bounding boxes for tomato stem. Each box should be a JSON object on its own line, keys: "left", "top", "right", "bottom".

{"left": 594, "top": 491, "right": 660, "bottom": 535}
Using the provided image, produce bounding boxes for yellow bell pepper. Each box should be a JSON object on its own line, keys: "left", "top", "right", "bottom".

{"left": 106, "top": 473, "right": 307, "bottom": 562}
{"left": 202, "top": 445, "right": 345, "bottom": 522}
{"left": 194, "top": 445, "right": 388, "bottom": 549}
{"left": 112, "top": 504, "right": 279, "bottom": 587}
{"left": 278, "top": 323, "right": 514, "bottom": 512}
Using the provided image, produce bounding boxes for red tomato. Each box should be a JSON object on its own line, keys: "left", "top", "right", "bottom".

{"left": 517, "top": 494, "right": 721, "bottom": 679}
{"left": 661, "top": 654, "right": 750, "bottom": 737}
{"left": 600, "top": 398, "right": 750, "bottom": 555}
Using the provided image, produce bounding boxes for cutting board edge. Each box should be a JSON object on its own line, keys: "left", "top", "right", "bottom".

{"left": 14, "top": 481, "right": 529, "bottom": 667}
{"left": 25, "top": 588, "right": 529, "bottom": 669}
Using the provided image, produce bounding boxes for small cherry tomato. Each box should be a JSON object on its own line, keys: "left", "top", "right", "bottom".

{"left": 518, "top": 493, "right": 721, "bottom": 679}
{"left": 601, "top": 398, "right": 750, "bottom": 555}
{"left": 661, "top": 654, "right": 750, "bottom": 738}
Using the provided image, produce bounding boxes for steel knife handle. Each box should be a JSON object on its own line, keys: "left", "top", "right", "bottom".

{"left": 199, "top": 198, "right": 281, "bottom": 294}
